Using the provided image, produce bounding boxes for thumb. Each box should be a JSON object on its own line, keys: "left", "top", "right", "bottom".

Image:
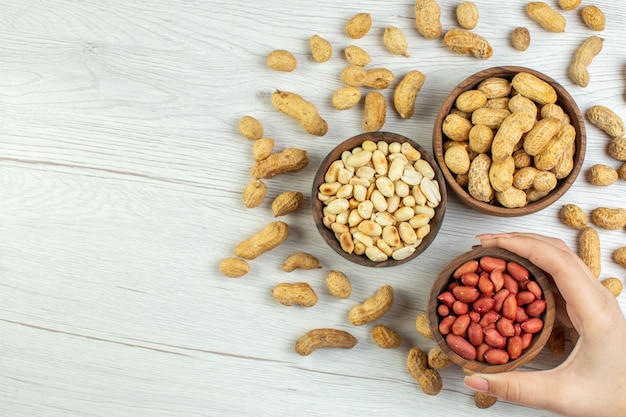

{"left": 464, "top": 371, "right": 560, "bottom": 411}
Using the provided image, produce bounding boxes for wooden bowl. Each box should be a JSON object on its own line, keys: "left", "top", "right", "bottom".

{"left": 432, "top": 66, "right": 586, "bottom": 217}
{"left": 311, "top": 131, "right": 447, "bottom": 267}
{"left": 428, "top": 246, "right": 555, "bottom": 373}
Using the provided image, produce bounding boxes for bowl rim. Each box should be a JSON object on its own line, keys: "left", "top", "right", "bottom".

{"left": 428, "top": 246, "right": 556, "bottom": 373}
{"left": 311, "top": 131, "right": 447, "bottom": 267}
{"left": 432, "top": 65, "right": 587, "bottom": 217}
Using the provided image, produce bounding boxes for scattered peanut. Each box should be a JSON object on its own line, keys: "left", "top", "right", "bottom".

{"left": 251, "top": 148, "right": 309, "bottom": 179}
{"left": 586, "top": 105, "right": 625, "bottom": 138}
{"left": 364, "top": 92, "right": 387, "bottom": 132}
{"left": 295, "top": 328, "right": 358, "bottom": 356}
{"left": 345, "top": 13, "right": 372, "bottom": 39}
{"left": 349, "top": 285, "right": 394, "bottom": 325}
{"left": 511, "top": 72, "right": 557, "bottom": 105}
{"left": 587, "top": 164, "right": 618, "bottom": 186}
{"left": 271, "top": 90, "right": 328, "bottom": 136}
{"left": 581, "top": 5, "right": 606, "bottom": 31}
{"left": 443, "top": 28, "right": 493, "bottom": 60}
{"left": 219, "top": 257, "right": 250, "bottom": 278}
{"left": 601, "top": 277, "right": 623, "bottom": 297}
{"left": 619, "top": 163, "right": 626, "bottom": 180}
{"left": 266, "top": 50, "right": 298, "bottom": 72}
{"left": 342, "top": 66, "right": 395, "bottom": 89}
{"left": 407, "top": 347, "right": 444, "bottom": 396}
{"left": 344, "top": 45, "right": 371, "bottom": 66}
{"left": 272, "top": 282, "right": 318, "bottom": 307}
{"left": 384, "top": 26, "right": 409, "bottom": 57}
{"left": 414, "top": 0, "right": 442, "bottom": 40}
{"left": 415, "top": 312, "right": 434, "bottom": 339}
{"left": 614, "top": 247, "right": 626, "bottom": 268}
{"left": 272, "top": 191, "right": 303, "bottom": 217}
{"left": 560, "top": 203, "right": 588, "bottom": 229}
{"left": 371, "top": 323, "right": 402, "bottom": 348}
{"left": 282, "top": 252, "right": 321, "bottom": 272}
{"left": 309, "top": 34, "right": 332, "bottom": 62}
{"left": 526, "top": 2, "right": 566, "bottom": 32}
{"left": 456, "top": 2, "right": 479, "bottom": 30}
{"left": 243, "top": 179, "right": 267, "bottom": 208}
{"left": 393, "top": 70, "right": 426, "bottom": 119}
{"left": 234, "top": 221, "right": 290, "bottom": 260}
{"left": 590, "top": 207, "right": 626, "bottom": 230}
{"left": 475, "top": 393, "right": 498, "bottom": 409}
{"left": 609, "top": 137, "right": 626, "bottom": 161}
{"left": 252, "top": 138, "right": 275, "bottom": 162}
{"left": 427, "top": 345, "right": 451, "bottom": 370}
{"left": 579, "top": 226, "right": 601, "bottom": 278}
{"left": 332, "top": 86, "right": 362, "bottom": 110}
{"left": 569, "top": 36, "right": 603, "bottom": 88}
{"left": 238, "top": 115, "right": 264, "bottom": 140}
{"left": 512, "top": 27, "right": 530, "bottom": 51}
{"left": 559, "top": 0, "right": 581, "bottom": 10}
{"left": 326, "top": 270, "right": 352, "bottom": 299}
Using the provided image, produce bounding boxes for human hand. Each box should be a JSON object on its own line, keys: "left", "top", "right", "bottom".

{"left": 464, "top": 233, "right": 626, "bottom": 417}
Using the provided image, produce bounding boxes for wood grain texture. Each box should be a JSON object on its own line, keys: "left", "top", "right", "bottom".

{"left": 1, "top": 1, "right": 625, "bottom": 416}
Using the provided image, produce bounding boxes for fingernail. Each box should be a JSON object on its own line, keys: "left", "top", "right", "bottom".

{"left": 463, "top": 375, "right": 490, "bottom": 393}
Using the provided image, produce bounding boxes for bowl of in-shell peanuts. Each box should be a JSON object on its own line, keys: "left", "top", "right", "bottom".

{"left": 428, "top": 246, "right": 555, "bottom": 373}
{"left": 432, "top": 66, "right": 586, "bottom": 217}
{"left": 312, "top": 131, "right": 446, "bottom": 267}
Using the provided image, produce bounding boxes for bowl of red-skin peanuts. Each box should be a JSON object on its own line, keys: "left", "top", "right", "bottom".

{"left": 428, "top": 246, "right": 555, "bottom": 373}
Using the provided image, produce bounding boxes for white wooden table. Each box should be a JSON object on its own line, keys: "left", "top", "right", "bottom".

{"left": 2, "top": 1, "right": 625, "bottom": 416}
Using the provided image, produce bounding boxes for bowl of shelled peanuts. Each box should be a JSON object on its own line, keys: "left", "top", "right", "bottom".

{"left": 432, "top": 66, "right": 586, "bottom": 217}
{"left": 428, "top": 246, "right": 555, "bottom": 373}
{"left": 311, "top": 131, "right": 447, "bottom": 267}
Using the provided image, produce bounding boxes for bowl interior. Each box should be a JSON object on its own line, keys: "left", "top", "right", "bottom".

{"left": 311, "top": 131, "right": 447, "bottom": 267}
{"left": 432, "top": 65, "right": 586, "bottom": 217}
{"left": 428, "top": 246, "right": 555, "bottom": 373}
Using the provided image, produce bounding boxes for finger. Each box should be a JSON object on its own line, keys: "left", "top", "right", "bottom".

{"left": 476, "top": 233, "right": 607, "bottom": 318}
{"left": 464, "top": 371, "right": 568, "bottom": 414}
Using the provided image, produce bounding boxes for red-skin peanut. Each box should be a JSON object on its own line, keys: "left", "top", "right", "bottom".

{"left": 489, "top": 269, "right": 505, "bottom": 292}
{"left": 516, "top": 291, "right": 536, "bottom": 306}
{"left": 452, "top": 286, "right": 481, "bottom": 303}
{"left": 438, "top": 304, "right": 450, "bottom": 316}
{"left": 468, "top": 322, "right": 484, "bottom": 346}
{"left": 507, "top": 261, "right": 529, "bottom": 282}
{"left": 507, "top": 335, "right": 523, "bottom": 360}
{"left": 478, "top": 273, "right": 495, "bottom": 295}
{"left": 514, "top": 323, "right": 522, "bottom": 336}
{"left": 502, "top": 294, "right": 518, "bottom": 320}
{"left": 493, "top": 288, "right": 510, "bottom": 312}
{"left": 480, "top": 310, "right": 500, "bottom": 327}
{"left": 448, "top": 281, "right": 460, "bottom": 291}
{"left": 461, "top": 272, "right": 480, "bottom": 287}
{"left": 453, "top": 259, "right": 479, "bottom": 278}
{"left": 503, "top": 273, "right": 519, "bottom": 295}
{"left": 484, "top": 348, "right": 510, "bottom": 365}
{"left": 516, "top": 307, "right": 530, "bottom": 323}
{"left": 480, "top": 256, "right": 507, "bottom": 272}
{"left": 521, "top": 318, "right": 544, "bottom": 334}
{"left": 496, "top": 317, "right": 516, "bottom": 337}
{"left": 473, "top": 296, "right": 495, "bottom": 314}
{"left": 483, "top": 322, "right": 496, "bottom": 331}
{"left": 521, "top": 332, "right": 533, "bottom": 349}
{"left": 518, "top": 279, "right": 530, "bottom": 291}
{"left": 452, "top": 314, "right": 471, "bottom": 336}
{"left": 439, "top": 315, "right": 457, "bottom": 335}
{"left": 453, "top": 300, "right": 469, "bottom": 315}
{"left": 526, "top": 299, "right": 547, "bottom": 317}
{"left": 476, "top": 343, "right": 490, "bottom": 362}
{"left": 437, "top": 291, "right": 455, "bottom": 307}
{"left": 484, "top": 328, "right": 507, "bottom": 348}
{"left": 468, "top": 311, "right": 481, "bottom": 322}
{"left": 446, "top": 333, "right": 477, "bottom": 360}
{"left": 526, "top": 280, "right": 543, "bottom": 299}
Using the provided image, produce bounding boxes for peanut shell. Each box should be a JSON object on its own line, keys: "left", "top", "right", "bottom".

{"left": 332, "top": 86, "right": 362, "bottom": 111}
{"left": 344, "top": 45, "right": 371, "bottom": 66}
{"left": 326, "top": 270, "right": 352, "bottom": 299}
{"left": 601, "top": 277, "right": 623, "bottom": 297}
{"left": 526, "top": 2, "right": 566, "bottom": 32}
{"left": 383, "top": 26, "right": 409, "bottom": 57}
{"left": 219, "top": 258, "right": 250, "bottom": 278}
{"left": 345, "top": 13, "right": 372, "bottom": 39}
{"left": 456, "top": 2, "right": 479, "bottom": 30}
{"left": 243, "top": 179, "right": 267, "bottom": 208}
{"left": 443, "top": 28, "right": 493, "bottom": 60}
{"left": 238, "top": 115, "right": 263, "bottom": 140}
{"left": 271, "top": 90, "right": 328, "bottom": 136}
{"left": 364, "top": 92, "right": 386, "bottom": 132}
{"left": 579, "top": 226, "right": 601, "bottom": 278}
{"left": 266, "top": 50, "right": 297, "bottom": 72}
{"left": 590, "top": 207, "right": 626, "bottom": 230}
{"left": 512, "top": 27, "right": 530, "bottom": 51}
{"left": 614, "top": 247, "right": 626, "bottom": 268}
{"left": 415, "top": 312, "right": 434, "bottom": 339}
{"left": 609, "top": 137, "right": 626, "bottom": 161}
{"left": 371, "top": 324, "right": 402, "bottom": 348}
{"left": 272, "top": 191, "right": 303, "bottom": 217}
{"left": 282, "top": 252, "right": 321, "bottom": 272}
{"left": 586, "top": 105, "right": 625, "bottom": 138}
{"left": 560, "top": 203, "right": 588, "bottom": 229}
{"left": 252, "top": 138, "right": 274, "bottom": 162}
{"left": 581, "top": 5, "right": 606, "bottom": 31}
{"left": 475, "top": 392, "right": 498, "bottom": 409}
{"left": 414, "top": 0, "right": 442, "bottom": 39}
{"left": 587, "top": 164, "right": 618, "bottom": 186}
{"left": 272, "top": 282, "right": 318, "bottom": 307}
{"left": 310, "top": 34, "right": 332, "bottom": 63}
{"left": 393, "top": 70, "right": 426, "bottom": 119}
